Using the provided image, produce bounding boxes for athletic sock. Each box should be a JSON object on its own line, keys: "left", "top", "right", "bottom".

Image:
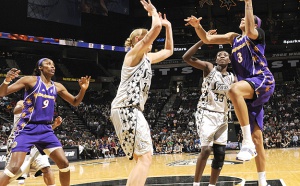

{"left": 241, "top": 125, "right": 254, "bottom": 146}
{"left": 258, "top": 171, "right": 267, "bottom": 185}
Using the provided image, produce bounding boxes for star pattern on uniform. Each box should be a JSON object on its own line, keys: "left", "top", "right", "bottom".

{"left": 128, "top": 107, "right": 134, "bottom": 113}
{"left": 256, "top": 69, "right": 263, "bottom": 75}
{"left": 128, "top": 98, "right": 134, "bottom": 105}
{"left": 259, "top": 61, "right": 265, "bottom": 66}
{"left": 124, "top": 66, "right": 145, "bottom": 107}
{"left": 219, "top": 0, "right": 236, "bottom": 10}
{"left": 21, "top": 123, "right": 26, "bottom": 128}
{"left": 268, "top": 80, "right": 274, "bottom": 84}
{"left": 128, "top": 128, "right": 134, "bottom": 134}
{"left": 199, "top": 0, "right": 213, "bottom": 8}
{"left": 28, "top": 107, "right": 34, "bottom": 113}
{"left": 252, "top": 56, "right": 258, "bottom": 61}
{"left": 26, "top": 98, "right": 32, "bottom": 104}
{"left": 113, "top": 59, "right": 152, "bottom": 159}
{"left": 118, "top": 107, "right": 137, "bottom": 160}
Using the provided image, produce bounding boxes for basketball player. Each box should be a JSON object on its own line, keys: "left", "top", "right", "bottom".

{"left": 110, "top": 0, "right": 173, "bottom": 185}
{"left": 183, "top": 31, "right": 236, "bottom": 186}
{"left": 0, "top": 58, "right": 91, "bottom": 186}
{"left": 6, "top": 100, "right": 63, "bottom": 186}
{"left": 184, "top": 0, "right": 275, "bottom": 185}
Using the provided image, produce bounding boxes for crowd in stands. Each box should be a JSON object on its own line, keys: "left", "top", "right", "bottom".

{"left": 262, "top": 83, "right": 300, "bottom": 149}
{"left": 0, "top": 80, "right": 300, "bottom": 159}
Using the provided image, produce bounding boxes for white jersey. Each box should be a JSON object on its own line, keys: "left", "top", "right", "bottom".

{"left": 11, "top": 113, "right": 21, "bottom": 137}
{"left": 197, "top": 66, "right": 235, "bottom": 113}
{"left": 6, "top": 113, "right": 21, "bottom": 162}
{"left": 111, "top": 55, "right": 152, "bottom": 111}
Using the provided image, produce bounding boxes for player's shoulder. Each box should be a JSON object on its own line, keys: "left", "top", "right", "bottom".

{"left": 53, "top": 81, "right": 63, "bottom": 87}
{"left": 53, "top": 81, "right": 66, "bottom": 91}
{"left": 227, "top": 32, "right": 240, "bottom": 39}
{"left": 20, "top": 75, "right": 37, "bottom": 82}
{"left": 16, "top": 100, "right": 24, "bottom": 105}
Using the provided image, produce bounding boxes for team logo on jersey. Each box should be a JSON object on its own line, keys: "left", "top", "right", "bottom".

{"left": 11, "top": 141, "right": 18, "bottom": 149}
{"left": 167, "top": 158, "right": 242, "bottom": 166}
{"left": 212, "top": 82, "right": 229, "bottom": 91}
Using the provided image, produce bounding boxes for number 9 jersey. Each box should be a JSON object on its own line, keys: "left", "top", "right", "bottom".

{"left": 18, "top": 76, "right": 57, "bottom": 128}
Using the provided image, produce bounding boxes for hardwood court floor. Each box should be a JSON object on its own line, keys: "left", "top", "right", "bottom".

{"left": 5, "top": 148, "right": 300, "bottom": 186}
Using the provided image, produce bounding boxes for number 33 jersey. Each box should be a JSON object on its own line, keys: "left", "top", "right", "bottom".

{"left": 198, "top": 67, "right": 235, "bottom": 113}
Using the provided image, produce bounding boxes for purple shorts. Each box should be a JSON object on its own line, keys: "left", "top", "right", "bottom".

{"left": 244, "top": 75, "right": 275, "bottom": 132}
{"left": 11, "top": 124, "right": 62, "bottom": 154}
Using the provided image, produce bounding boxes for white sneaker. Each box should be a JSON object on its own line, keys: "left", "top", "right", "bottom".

{"left": 18, "top": 179, "right": 25, "bottom": 185}
{"left": 236, "top": 145, "right": 257, "bottom": 161}
{"left": 259, "top": 180, "right": 270, "bottom": 186}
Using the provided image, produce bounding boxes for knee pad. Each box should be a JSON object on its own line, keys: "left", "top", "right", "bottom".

{"left": 59, "top": 166, "right": 70, "bottom": 172}
{"left": 4, "top": 168, "right": 15, "bottom": 178}
{"left": 211, "top": 144, "right": 226, "bottom": 170}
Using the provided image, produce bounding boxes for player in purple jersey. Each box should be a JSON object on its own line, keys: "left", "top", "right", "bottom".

{"left": 6, "top": 100, "right": 63, "bottom": 186}
{"left": 0, "top": 58, "right": 91, "bottom": 186}
{"left": 184, "top": 0, "right": 274, "bottom": 185}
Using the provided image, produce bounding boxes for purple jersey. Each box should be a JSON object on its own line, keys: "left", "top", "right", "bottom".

{"left": 231, "top": 29, "right": 275, "bottom": 131}
{"left": 18, "top": 76, "right": 56, "bottom": 126}
{"left": 231, "top": 33, "right": 273, "bottom": 82}
{"left": 12, "top": 76, "right": 61, "bottom": 153}
{"left": 231, "top": 31, "right": 275, "bottom": 106}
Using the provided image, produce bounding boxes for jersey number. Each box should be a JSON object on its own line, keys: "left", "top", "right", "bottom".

{"left": 42, "top": 100, "right": 49, "bottom": 108}
{"left": 214, "top": 93, "right": 224, "bottom": 102}
{"left": 237, "top": 52, "right": 243, "bottom": 63}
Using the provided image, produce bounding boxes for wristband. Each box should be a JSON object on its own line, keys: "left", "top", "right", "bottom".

{"left": 3, "top": 79, "right": 11, "bottom": 85}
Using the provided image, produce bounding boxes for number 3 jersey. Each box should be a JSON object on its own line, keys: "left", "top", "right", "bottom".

{"left": 198, "top": 67, "right": 235, "bottom": 113}
{"left": 17, "top": 76, "right": 57, "bottom": 130}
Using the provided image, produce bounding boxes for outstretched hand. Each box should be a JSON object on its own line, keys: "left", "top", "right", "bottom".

{"left": 5, "top": 68, "right": 21, "bottom": 82}
{"left": 53, "top": 116, "right": 63, "bottom": 128}
{"left": 159, "top": 12, "right": 171, "bottom": 27}
{"left": 140, "top": 0, "right": 157, "bottom": 16}
{"left": 184, "top": 15, "right": 202, "bottom": 28}
{"left": 78, "top": 76, "right": 91, "bottom": 90}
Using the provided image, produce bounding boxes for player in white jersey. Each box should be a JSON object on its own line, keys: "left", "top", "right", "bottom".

{"left": 110, "top": 1, "right": 173, "bottom": 185}
{"left": 183, "top": 30, "right": 236, "bottom": 186}
{"left": 6, "top": 100, "right": 62, "bottom": 186}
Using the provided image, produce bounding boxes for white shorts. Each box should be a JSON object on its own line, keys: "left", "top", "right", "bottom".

{"left": 110, "top": 107, "right": 153, "bottom": 159}
{"left": 8, "top": 146, "right": 50, "bottom": 183}
{"left": 195, "top": 109, "right": 228, "bottom": 146}
{"left": 30, "top": 147, "right": 51, "bottom": 172}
